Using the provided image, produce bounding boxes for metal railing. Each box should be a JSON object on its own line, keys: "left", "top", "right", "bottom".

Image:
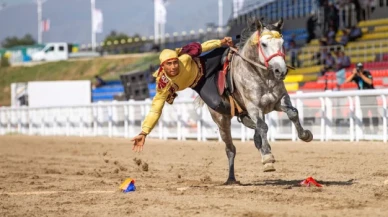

{"left": 1, "top": 89, "right": 387, "bottom": 142}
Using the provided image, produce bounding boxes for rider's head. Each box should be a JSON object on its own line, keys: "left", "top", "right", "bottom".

{"left": 159, "top": 49, "right": 179, "bottom": 77}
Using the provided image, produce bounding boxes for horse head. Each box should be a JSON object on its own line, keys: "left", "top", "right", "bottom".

{"left": 248, "top": 18, "right": 287, "bottom": 80}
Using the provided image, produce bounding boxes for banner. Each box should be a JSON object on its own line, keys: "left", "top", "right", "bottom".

{"left": 41, "top": 19, "right": 50, "bottom": 32}
{"left": 93, "top": 8, "right": 103, "bottom": 33}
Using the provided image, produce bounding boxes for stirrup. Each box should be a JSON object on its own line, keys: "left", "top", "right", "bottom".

{"left": 237, "top": 112, "right": 256, "bottom": 129}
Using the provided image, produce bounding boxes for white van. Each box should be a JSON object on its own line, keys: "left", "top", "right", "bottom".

{"left": 31, "top": 42, "right": 70, "bottom": 62}
{"left": 31, "top": 43, "right": 99, "bottom": 62}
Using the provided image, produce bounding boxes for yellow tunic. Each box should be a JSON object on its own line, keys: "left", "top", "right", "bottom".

{"left": 141, "top": 39, "right": 222, "bottom": 134}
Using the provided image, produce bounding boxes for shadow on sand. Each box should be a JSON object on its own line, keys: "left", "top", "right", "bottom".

{"left": 237, "top": 179, "right": 355, "bottom": 187}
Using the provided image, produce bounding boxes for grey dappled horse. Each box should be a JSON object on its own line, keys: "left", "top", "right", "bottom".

{"left": 206, "top": 18, "right": 313, "bottom": 185}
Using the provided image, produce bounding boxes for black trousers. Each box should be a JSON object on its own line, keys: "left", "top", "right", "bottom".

{"left": 192, "top": 47, "right": 231, "bottom": 115}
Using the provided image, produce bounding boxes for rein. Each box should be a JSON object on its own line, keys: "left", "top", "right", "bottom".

{"left": 230, "top": 31, "right": 296, "bottom": 71}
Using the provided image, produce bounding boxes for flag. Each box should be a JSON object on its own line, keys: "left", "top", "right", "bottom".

{"left": 41, "top": 19, "right": 50, "bottom": 32}
{"left": 155, "top": 0, "right": 167, "bottom": 24}
{"left": 93, "top": 8, "right": 103, "bottom": 33}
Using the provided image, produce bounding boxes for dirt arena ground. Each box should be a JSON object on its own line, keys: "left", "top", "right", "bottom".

{"left": 0, "top": 135, "right": 388, "bottom": 217}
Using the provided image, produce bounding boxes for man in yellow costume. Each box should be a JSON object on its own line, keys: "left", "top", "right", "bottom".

{"left": 131, "top": 37, "right": 254, "bottom": 152}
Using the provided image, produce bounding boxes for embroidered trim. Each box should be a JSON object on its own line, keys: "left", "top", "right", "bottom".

{"left": 157, "top": 73, "right": 170, "bottom": 90}
{"left": 166, "top": 83, "right": 179, "bottom": 104}
{"left": 189, "top": 57, "right": 204, "bottom": 88}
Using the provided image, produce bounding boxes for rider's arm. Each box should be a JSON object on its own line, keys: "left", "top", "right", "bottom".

{"left": 141, "top": 87, "right": 169, "bottom": 135}
{"left": 201, "top": 39, "right": 222, "bottom": 52}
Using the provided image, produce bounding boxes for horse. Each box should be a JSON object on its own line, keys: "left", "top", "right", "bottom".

{"left": 203, "top": 18, "right": 313, "bottom": 185}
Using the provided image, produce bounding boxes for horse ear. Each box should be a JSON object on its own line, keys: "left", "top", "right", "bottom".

{"left": 274, "top": 17, "right": 284, "bottom": 30}
{"left": 255, "top": 18, "right": 264, "bottom": 31}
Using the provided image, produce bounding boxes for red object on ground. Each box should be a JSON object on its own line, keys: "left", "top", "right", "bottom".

{"left": 300, "top": 177, "right": 323, "bottom": 187}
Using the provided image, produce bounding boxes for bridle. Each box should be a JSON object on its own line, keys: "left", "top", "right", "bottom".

{"left": 229, "top": 30, "right": 293, "bottom": 71}
{"left": 256, "top": 31, "right": 286, "bottom": 68}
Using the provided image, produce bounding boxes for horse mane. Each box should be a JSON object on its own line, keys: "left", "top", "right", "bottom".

{"left": 238, "top": 18, "right": 283, "bottom": 49}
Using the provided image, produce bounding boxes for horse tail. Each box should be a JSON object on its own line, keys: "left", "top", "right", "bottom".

{"left": 194, "top": 96, "right": 205, "bottom": 109}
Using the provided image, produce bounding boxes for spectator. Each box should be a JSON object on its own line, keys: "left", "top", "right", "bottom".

{"left": 348, "top": 26, "right": 363, "bottom": 41}
{"left": 351, "top": 0, "right": 363, "bottom": 22}
{"left": 320, "top": 52, "right": 336, "bottom": 75}
{"left": 312, "top": 38, "right": 329, "bottom": 65}
{"left": 339, "top": 29, "right": 350, "bottom": 46}
{"left": 306, "top": 13, "right": 317, "bottom": 43}
{"left": 288, "top": 41, "right": 301, "bottom": 68}
{"left": 336, "top": 50, "right": 351, "bottom": 70}
{"left": 327, "top": 26, "right": 338, "bottom": 45}
{"left": 94, "top": 75, "right": 106, "bottom": 88}
{"left": 345, "top": 62, "right": 373, "bottom": 89}
{"left": 344, "top": 62, "right": 378, "bottom": 132}
{"left": 328, "top": 3, "right": 340, "bottom": 32}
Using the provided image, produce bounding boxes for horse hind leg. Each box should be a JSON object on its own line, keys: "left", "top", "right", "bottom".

{"left": 208, "top": 107, "right": 240, "bottom": 185}
{"left": 277, "top": 95, "right": 313, "bottom": 142}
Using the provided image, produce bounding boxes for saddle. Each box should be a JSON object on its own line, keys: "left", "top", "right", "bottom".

{"left": 217, "top": 48, "right": 235, "bottom": 96}
{"left": 216, "top": 47, "right": 244, "bottom": 117}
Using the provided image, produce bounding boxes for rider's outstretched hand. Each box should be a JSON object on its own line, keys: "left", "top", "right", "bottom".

{"left": 221, "top": 37, "right": 234, "bottom": 47}
{"left": 131, "top": 134, "right": 146, "bottom": 152}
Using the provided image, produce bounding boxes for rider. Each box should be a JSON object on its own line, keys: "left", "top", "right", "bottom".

{"left": 131, "top": 37, "right": 255, "bottom": 152}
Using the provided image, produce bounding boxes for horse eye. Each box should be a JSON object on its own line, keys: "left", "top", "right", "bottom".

{"left": 261, "top": 43, "right": 267, "bottom": 47}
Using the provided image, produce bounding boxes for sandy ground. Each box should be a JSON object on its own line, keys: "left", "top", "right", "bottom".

{"left": 0, "top": 135, "right": 387, "bottom": 217}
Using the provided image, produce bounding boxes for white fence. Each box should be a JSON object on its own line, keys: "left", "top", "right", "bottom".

{"left": 0, "top": 89, "right": 387, "bottom": 142}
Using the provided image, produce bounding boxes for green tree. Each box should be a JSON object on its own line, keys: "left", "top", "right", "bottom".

{"left": 103, "top": 30, "right": 130, "bottom": 44}
{"left": 1, "top": 34, "right": 36, "bottom": 48}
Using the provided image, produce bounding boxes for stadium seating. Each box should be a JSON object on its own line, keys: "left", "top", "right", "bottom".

{"left": 92, "top": 81, "right": 124, "bottom": 102}
{"left": 284, "top": 15, "right": 388, "bottom": 92}
{"left": 358, "top": 18, "right": 388, "bottom": 27}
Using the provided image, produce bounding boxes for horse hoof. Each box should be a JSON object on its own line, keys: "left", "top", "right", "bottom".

{"left": 263, "top": 163, "right": 276, "bottom": 172}
{"left": 223, "top": 179, "right": 241, "bottom": 185}
{"left": 262, "top": 154, "right": 276, "bottom": 164}
{"left": 300, "top": 130, "right": 313, "bottom": 142}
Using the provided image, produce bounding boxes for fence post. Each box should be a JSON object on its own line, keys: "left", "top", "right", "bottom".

{"left": 319, "top": 97, "right": 325, "bottom": 142}
{"left": 93, "top": 105, "right": 97, "bottom": 136}
{"left": 381, "top": 95, "right": 387, "bottom": 143}
{"left": 129, "top": 100, "right": 135, "bottom": 138}
{"left": 325, "top": 97, "right": 333, "bottom": 141}
{"left": 17, "top": 109, "right": 21, "bottom": 134}
{"left": 348, "top": 96, "right": 355, "bottom": 142}
{"left": 66, "top": 108, "right": 70, "bottom": 136}
{"left": 177, "top": 103, "right": 182, "bottom": 141}
{"left": 354, "top": 96, "right": 362, "bottom": 141}
{"left": 124, "top": 104, "right": 129, "bottom": 138}
{"left": 108, "top": 105, "right": 113, "bottom": 138}
{"left": 7, "top": 109, "right": 11, "bottom": 133}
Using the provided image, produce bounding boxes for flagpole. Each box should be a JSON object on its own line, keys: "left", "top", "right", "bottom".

{"left": 91, "top": 0, "right": 96, "bottom": 51}
{"left": 154, "top": 0, "right": 159, "bottom": 44}
{"left": 37, "top": 0, "right": 43, "bottom": 44}
{"left": 218, "top": 0, "right": 223, "bottom": 30}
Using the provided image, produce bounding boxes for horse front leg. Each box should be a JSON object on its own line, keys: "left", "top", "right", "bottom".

{"left": 276, "top": 94, "right": 313, "bottom": 142}
{"left": 254, "top": 116, "right": 276, "bottom": 172}
{"left": 208, "top": 108, "right": 239, "bottom": 185}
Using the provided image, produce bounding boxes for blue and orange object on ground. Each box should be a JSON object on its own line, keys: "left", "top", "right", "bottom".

{"left": 119, "top": 178, "right": 136, "bottom": 192}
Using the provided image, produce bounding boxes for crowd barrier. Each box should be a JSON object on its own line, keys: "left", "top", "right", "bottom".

{"left": 1, "top": 89, "right": 387, "bottom": 142}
